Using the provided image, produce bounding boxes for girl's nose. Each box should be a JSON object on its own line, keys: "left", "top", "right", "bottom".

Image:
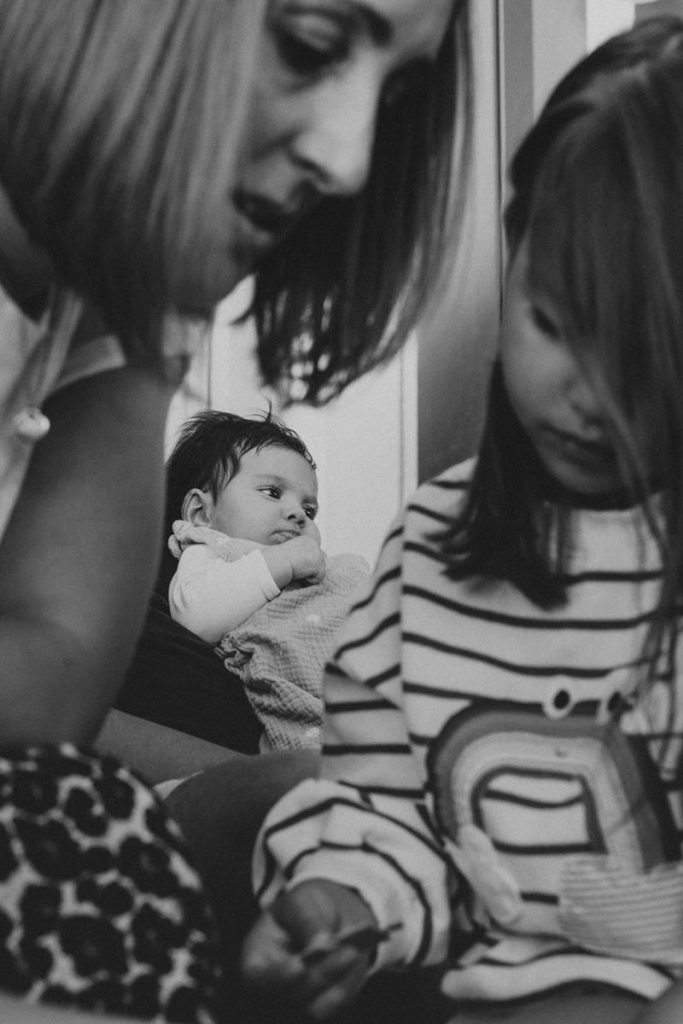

{"left": 567, "top": 364, "right": 606, "bottom": 427}
{"left": 291, "top": 69, "right": 379, "bottom": 196}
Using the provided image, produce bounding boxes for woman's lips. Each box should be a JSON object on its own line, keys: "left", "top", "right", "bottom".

{"left": 233, "top": 189, "right": 295, "bottom": 238}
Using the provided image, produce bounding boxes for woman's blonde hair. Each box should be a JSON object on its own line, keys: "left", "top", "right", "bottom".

{"left": 0, "top": 0, "right": 266, "bottom": 360}
{"left": 254, "top": 0, "right": 472, "bottom": 405}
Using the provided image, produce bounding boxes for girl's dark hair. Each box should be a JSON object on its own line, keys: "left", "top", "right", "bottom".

{"left": 443, "top": 360, "right": 572, "bottom": 608}
{"left": 441, "top": 16, "right": 683, "bottom": 684}
{"left": 253, "top": 0, "right": 472, "bottom": 406}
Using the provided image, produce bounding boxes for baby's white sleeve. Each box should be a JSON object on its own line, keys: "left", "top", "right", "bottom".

{"left": 168, "top": 544, "right": 280, "bottom": 643}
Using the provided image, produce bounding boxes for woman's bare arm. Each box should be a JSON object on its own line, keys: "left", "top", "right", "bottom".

{"left": 0, "top": 991, "right": 149, "bottom": 1024}
{"left": 0, "top": 364, "right": 173, "bottom": 744}
{"left": 96, "top": 708, "right": 241, "bottom": 783}
{"left": 0, "top": 993, "right": 146, "bottom": 1024}
{"left": 166, "top": 750, "right": 319, "bottom": 949}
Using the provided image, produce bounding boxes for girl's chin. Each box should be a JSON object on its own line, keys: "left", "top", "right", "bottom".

{"left": 537, "top": 460, "right": 633, "bottom": 510}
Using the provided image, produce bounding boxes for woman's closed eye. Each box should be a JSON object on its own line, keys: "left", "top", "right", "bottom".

{"left": 272, "top": 11, "right": 351, "bottom": 77}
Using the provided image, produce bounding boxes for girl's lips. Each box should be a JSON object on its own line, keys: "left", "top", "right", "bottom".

{"left": 544, "top": 426, "right": 617, "bottom": 467}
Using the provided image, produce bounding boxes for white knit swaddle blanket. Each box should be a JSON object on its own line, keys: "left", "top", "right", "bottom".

{"left": 170, "top": 523, "right": 369, "bottom": 750}
{"left": 218, "top": 552, "right": 369, "bottom": 750}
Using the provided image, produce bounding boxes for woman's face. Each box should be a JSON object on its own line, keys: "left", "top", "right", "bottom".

{"left": 220, "top": 0, "right": 455, "bottom": 293}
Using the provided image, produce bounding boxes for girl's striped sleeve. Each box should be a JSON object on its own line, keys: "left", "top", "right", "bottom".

{"left": 252, "top": 512, "right": 454, "bottom": 971}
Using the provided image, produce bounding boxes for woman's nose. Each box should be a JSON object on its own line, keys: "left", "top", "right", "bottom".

{"left": 291, "top": 70, "right": 379, "bottom": 196}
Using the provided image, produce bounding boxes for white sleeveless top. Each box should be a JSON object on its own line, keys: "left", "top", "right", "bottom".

{"left": 0, "top": 281, "right": 205, "bottom": 539}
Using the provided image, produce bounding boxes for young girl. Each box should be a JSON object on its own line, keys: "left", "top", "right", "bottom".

{"left": 242, "top": 15, "right": 683, "bottom": 1024}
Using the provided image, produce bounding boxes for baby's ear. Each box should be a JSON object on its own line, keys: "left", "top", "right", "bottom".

{"left": 181, "top": 488, "right": 212, "bottom": 525}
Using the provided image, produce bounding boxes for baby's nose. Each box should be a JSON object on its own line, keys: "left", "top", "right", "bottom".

{"left": 285, "top": 503, "right": 306, "bottom": 524}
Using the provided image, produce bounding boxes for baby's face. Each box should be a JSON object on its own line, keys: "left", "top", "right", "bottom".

{"left": 208, "top": 446, "right": 320, "bottom": 546}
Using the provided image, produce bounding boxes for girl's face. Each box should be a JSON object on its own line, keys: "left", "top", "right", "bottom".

{"left": 207, "top": 446, "right": 320, "bottom": 546}
{"left": 500, "top": 242, "right": 648, "bottom": 498}
{"left": 219, "top": 0, "right": 455, "bottom": 292}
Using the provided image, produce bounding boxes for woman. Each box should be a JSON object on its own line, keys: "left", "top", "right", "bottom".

{"left": 0, "top": 0, "right": 470, "bottom": 1020}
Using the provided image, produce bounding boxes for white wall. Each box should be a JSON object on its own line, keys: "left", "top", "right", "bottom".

{"left": 285, "top": 341, "right": 417, "bottom": 565}
{"left": 587, "top": 0, "right": 636, "bottom": 48}
{"left": 417, "top": 0, "right": 502, "bottom": 479}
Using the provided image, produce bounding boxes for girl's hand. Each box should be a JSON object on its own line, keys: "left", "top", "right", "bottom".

{"left": 241, "top": 879, "right": 376, "bottom": 1020}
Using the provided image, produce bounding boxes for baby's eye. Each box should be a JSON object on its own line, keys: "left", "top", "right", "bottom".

{"left": 304, "top": 506, "right": 317, "bottom": 520}
{"left": 272, "top": 15, "right": 349, "bottom": 77}
{"left": 262, "top": 486, "right": 281, "bottom": 499}
{"left": 531, "top": 304, "right": 561, "bottom": 340}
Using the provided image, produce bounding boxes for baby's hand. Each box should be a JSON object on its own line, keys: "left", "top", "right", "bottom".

{"left": 241, "top": 880, "right": 376, "bottom": 1020}
{"left": 263, "top": 534, "right": 325, "bottom": 589}
{"left": 285, "top": 534, "right": 325, "bottom": 584}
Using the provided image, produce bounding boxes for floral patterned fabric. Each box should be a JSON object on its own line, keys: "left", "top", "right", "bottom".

{"left": 0, "top": 744, "right": 224, "bottom": 1022}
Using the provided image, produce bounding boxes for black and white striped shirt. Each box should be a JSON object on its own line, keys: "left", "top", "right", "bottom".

{"left": 254, "top": 459, "right": 683, "bottom": 1003}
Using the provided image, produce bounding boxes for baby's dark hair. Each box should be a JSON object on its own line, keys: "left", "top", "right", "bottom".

{"left": 164, "top": 409, "right": 316, "bottom": 542}
{"left": 440, "top": 16, "right": 683, "bottom": 697}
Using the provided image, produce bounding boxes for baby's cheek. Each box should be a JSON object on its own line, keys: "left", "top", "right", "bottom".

{"left": 306, "top": 521, "right": 322, "bottom": 544}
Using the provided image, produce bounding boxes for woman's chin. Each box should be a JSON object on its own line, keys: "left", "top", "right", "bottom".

{"left": 174, "top": 263, "right": 253, "bottom": 318}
